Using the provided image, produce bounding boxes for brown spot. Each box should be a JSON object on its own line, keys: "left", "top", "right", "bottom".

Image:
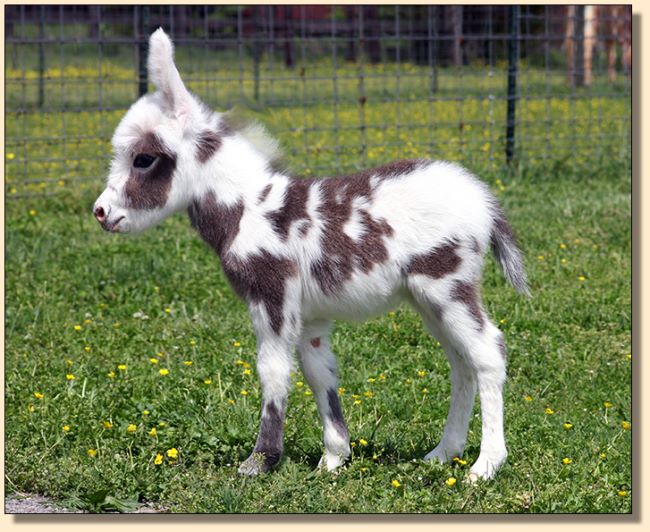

{"left": 310, "top": 337, "right": 321, "bottom": 348}
{"left": 223, "top": 251, "right": 298, "bottom": 335}
{"left": 309, "top": 167, "right": 400, "bottom": 294}
{"left": 340, "top": 159, "right": 429, "bottom": 183}
{"left": 266, "top": 178, "right": 313, "bottom": 241}
{"left": 257, "top": 184, "right": 273, "bottom": 205}
{"left": 253, "top": 400, "right": 285, "bottom": 470}
{"left": 196, "top": 129, "right": 222, "bottom": 163}
{"left": 189, "top": 192, "right": 297, "bottom": 335}
{"left": 327, "top": 388, "right": 349, "bottom": 440}
{"left": 123, "top": 131, "right": 176, "bottom": 210}
{"left": 451, "top": 280, "right": 485, "bottom": 330}
{"left": 407, "top": 241, "right": 462, "bottom": 278}
{"left": 496, "top": 334, "right": 508, "bottom": 361}
{"left": 471, "top": 236, "right": 481, "bottom": 254}
{"left": 298, "top": 220, "right": 312, "bottom": 237}
{"left": 188, "top": 192, "right": 244, "bottom": 257}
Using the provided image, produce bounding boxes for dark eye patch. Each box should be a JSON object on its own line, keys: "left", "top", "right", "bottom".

{"left": 123, "top": 131, "right": 177, "bottom": 210}
{"left": 134, "top": 154, "right": 157, "bottom": 169}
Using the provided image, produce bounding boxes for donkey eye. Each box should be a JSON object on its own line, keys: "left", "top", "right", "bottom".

{"left": 133, "top": 154, "right": 157, "bottom": 169}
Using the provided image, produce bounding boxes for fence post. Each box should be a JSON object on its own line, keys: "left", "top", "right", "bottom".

{"left": 137, "top": 5, "right": 150, "bottom": 97}
{"left": 38, "top": 5, "right": 45, "bottom": 108}
{"left": 505, "top": 5, "right": 519, "bottom": 165}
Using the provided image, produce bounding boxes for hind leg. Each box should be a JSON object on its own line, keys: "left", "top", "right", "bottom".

{"left": 297, "top": 320, "right": 351, "bottom": 471}
{"left": 409, "top": 276, "right": 508, "bottom": 480}
{"left": 409, "top": 293, "right": 477, "bottom": 463}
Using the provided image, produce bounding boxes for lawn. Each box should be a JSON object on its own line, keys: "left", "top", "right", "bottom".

{"left": 4, "top": 55, "right": 631, "bottom": 513}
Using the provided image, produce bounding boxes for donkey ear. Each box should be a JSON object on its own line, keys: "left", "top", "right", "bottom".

{"left": 147, "top": 28, "right": 193, "bottom": 121}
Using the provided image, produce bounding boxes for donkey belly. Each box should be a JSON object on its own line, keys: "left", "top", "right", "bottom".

{"left": 301, "top": 262, "right": 406, "bottom": 323}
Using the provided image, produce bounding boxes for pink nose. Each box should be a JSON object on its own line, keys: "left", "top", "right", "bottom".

{"left": 94, "top": 205, "right": 106, "bottom": 223}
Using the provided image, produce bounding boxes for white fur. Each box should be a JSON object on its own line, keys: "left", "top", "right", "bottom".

{"left": 94, "top": 30, "right": 529, "bottom": 481}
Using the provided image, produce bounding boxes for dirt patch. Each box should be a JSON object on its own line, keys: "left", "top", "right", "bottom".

{"left": 5, "top": 493, "right": 166, "bottom": 514}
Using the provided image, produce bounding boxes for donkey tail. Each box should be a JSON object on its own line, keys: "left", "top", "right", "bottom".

{"left": 489, "top": 201, "right": 531, "bottom": 297}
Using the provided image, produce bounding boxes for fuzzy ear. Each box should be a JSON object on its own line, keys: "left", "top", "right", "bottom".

{"left": 147, "top": 28, "right": 193, "bottom": 122}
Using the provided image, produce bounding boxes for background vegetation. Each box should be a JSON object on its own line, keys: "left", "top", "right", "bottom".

{"left": 5, "top": 12, "right": 631, "bottom": 513}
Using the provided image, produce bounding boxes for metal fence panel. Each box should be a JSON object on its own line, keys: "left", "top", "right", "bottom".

{"left": 5, "top": 5, "right": 632, "bottom": 198}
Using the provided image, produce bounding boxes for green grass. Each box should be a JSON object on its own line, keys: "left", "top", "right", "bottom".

{"left": 4, "top": 156, "right": 631, "bottom": 513}
{"left": 4, "top": 49, "right": 631, "bottom": 513}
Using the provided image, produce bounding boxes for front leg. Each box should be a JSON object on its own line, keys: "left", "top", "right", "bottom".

{"left": 238, "top": 302, "right": 299, "bottom": 476}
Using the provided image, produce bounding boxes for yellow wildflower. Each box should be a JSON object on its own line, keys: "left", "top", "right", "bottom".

{"left": 578, "top": 275, "right": 586, "bottom": 282}
{"left": 359, "top": 439, "right": 368, "bottom": 446}
{"left": 166, "top": 448, "right": 178, "bottom": 459}
{"left": 204, "top": 378, "right": 212, "bottom": 385}
{"left": 102, "top": 421, "right": 113, "bottom": 429}
{"left": 417, "top": 370, "right": 428, "bottom": 377}
{"left": 117, "top": 364, "right": 127, "bottom": 371}
{"left": 183, "top": 361, "right": 193, "bottom": 366}
{"left": 240, "top": 390, "right": 248, "bottom": 396}
{"left": 391, "top": 479, "right": 401, "bottom": 488}
{"left": 62, "top": 425, "right": 71, "bottom": 432}
{"left": 563, "top": 422, "right": 573, "bottom": 430}
{"left": 618, "top": 490, "right": 628, "bottom": 497}
{"left": 127, "top": 424, "right": 137, "bottom": 433}
{"left": 34, "top": 392, "right": 44, "bottom": 399}
{"left": 233, "top": 341, "right": 241, "bottom": 347}
{"left": 562, "top": 457, "right": 572, "bottom": 465}
{"left": 107, "top": 371, "right": 116, "bottom": 378}
{"left": 622, "top": 421, "right": 631, "bottom": 430}
{"left": 74, "top": 325, "right": 82, "bottom": 331}
{"left": 149, "top": 358, "right": 159, "bottom": 364}
{"left": 445, "top": 477, "right": 457, "bottom": 487}
{"left": 154, "top": 453, "right": 164, "bottom": 465}
{"left": 545, "top": 408, "right": 555, "bottom": 415}
{"left": 159, "top": 369, "right": 169, "bottom": 376}
{"left": 524, "top": 395, "right": 533, "bottom": 402}
{"left": 87, "top": 449, "right": 97, "bottom": 458}
{"left": 603, "top": 401, "right": 613, "bottom": 408}
{"left": 66, "top": 374, "right": 75, "bottom": 381}
{"left": 338, "top": 387, "right": 346, "bottom": 395}
{"left": 148, "top": 427, "right": 157, "bottom": 437}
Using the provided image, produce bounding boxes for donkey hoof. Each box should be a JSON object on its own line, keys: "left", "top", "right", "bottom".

{"left": 237, "top": 453, "right": 268, "bottom": 477}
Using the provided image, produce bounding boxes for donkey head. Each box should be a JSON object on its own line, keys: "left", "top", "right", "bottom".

{"left": 93, "top": 28, "right": 210, "bottom": 233}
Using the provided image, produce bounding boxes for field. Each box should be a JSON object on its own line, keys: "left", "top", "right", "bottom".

{"left": 4, "top": 53, "right": 632, "bottom": 513}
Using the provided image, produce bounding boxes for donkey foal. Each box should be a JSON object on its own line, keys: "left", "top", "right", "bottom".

{"left": 94, "top": 29, "right": 530, "bottom": 481}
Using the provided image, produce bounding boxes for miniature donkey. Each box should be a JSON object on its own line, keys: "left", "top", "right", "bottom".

{"left": 94, "top": 29, "right": 529, "bottom": 481}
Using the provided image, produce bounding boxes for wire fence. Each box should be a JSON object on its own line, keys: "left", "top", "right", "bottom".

{"left": 5, "top": 4, "right": 632, "bottom": 198}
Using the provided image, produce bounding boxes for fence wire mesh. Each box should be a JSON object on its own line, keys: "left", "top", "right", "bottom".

{"left": 5, "top": 5, "right": 632, "bottom": 198}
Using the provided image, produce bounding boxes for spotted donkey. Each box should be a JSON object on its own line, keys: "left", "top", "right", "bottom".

{"left": 94, "top": 29, "right": 529, "bottom": 481}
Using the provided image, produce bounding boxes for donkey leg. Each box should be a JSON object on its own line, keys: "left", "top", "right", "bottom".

{"left": 298, "top": 321, "right": 350, "bottom": 471}
{"left": 238, "top": 301, "right": 301, "bottom": 476}
{"left": 409, "top": 275, "right": 507, "bottom": 480}
{"left": 424, "top": 339, "right": 477, "bottom": 463}
{"left": 409, "top": 282, "right": 477, "bottom": 464}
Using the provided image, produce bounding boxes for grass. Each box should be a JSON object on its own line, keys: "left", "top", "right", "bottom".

{"left": 4, "top": 51, "right": 631, "bottom": 513}
{"left": 4, "top": 162, "right": 632, "bottom": 514}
